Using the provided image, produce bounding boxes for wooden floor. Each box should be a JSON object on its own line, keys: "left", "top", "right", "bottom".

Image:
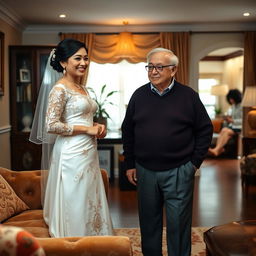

{"left": 108, "top": 158, "right": 256, "bottom": 228}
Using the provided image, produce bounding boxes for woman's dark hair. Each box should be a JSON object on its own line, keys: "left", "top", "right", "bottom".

{"left": 50, "top": 38, "right": 88, "bottom": 72}
{"left": 226, "top": 89, "right": 242, "bottom": 105}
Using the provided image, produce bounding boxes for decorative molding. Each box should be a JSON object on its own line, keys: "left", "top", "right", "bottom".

{"left": 0, "top": 0, "right": 26, "bottom": 31}
{"left": 0, "top": 125, "right": 11, "bottom": 134}
{"left": 201, "top": 50, "right": 244, "bottom": 61}
{"left": 23, "top": 22, "right": 256, "bottom": 34}
{"left": 1, "top": 0, "right": 256, "bottom": 34}
{"left": 223, "top": 50, "right": 244, "bottom": 60}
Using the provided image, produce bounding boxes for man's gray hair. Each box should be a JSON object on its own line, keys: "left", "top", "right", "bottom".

{"left": 147, "top": 48, "right": 179, "bottom": 66}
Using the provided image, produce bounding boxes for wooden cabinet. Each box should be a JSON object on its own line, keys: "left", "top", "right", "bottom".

{"left": 242, "top": 137, "right": 256, "bottom": 156}
{"left": 9, "top": 46, "right": 52, "bottom": 170}
{"left": 242, "top": 108, "right": 256, "bottom": 156}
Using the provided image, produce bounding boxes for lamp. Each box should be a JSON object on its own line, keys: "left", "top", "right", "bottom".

{"left": 114, "top": 21, "right": 137, "bottom": 59}
{"left": 115, "top": 32, "right": 136, "bottom": 58}
{"left": 210, "top": 84, "right": 229, "bottom": 116}
{"left": 210, "top": 84, "right": 229, "bottom": 96}
{"left": 241, "top": 86, "right": 256, "bottom": 130}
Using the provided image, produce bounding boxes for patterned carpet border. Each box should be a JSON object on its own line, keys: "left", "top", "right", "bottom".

{"left": 114, "top": 227, "right": 210, "bottom": 256}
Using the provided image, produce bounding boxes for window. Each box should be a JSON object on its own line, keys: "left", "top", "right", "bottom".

{"left": 198, "top": 75, "right": 221, "bottom": 119}
{"left": 86, "top": 60, "right": 148, "bottom": 130}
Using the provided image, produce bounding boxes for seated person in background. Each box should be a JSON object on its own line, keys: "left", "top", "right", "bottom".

{"left": 208, "top": 89, "right": 242, "bottom": 157}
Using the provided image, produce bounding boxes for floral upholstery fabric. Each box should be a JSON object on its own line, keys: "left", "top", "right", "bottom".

{"left": 0, "top": 175, "right": 29, "bottom": 222}
{"left": 0, "top": 225, "right": 45, "bottom": 256}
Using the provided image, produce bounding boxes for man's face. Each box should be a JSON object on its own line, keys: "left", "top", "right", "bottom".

{"left": 147, "top": 52, "right": 177, "bottom": 89}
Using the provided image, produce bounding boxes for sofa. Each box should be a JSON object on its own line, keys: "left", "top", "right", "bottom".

{"left": 210, "top": 118, "right": 239, "bottom": 158}
{"left": 0, "top": 167, "right": 133, "bottom": 256}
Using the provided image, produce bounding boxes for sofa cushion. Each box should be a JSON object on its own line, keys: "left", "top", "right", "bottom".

{"left": 211, "top": 118, "right": 224, "bottom": 133}
{"left": 3, "top": 209, "right": 50, "bottom": 238}
{"left": 0, "top": 168, "right": 42, "bottom": 210}
{"left": 37, "top": 236, "right": 132, "bottom": 256}
{"left": 0, "top": 175, "right": 29, "bottom": 222}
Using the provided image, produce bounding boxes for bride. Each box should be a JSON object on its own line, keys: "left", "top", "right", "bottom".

{"left": 30, "top": 38, "right": 113, "bottom": 237}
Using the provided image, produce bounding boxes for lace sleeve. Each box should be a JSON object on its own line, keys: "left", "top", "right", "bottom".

{"left": 46, "top": 86, "right": 73, "bottom": 135}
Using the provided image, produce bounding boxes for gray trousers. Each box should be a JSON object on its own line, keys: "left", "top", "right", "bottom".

{"left": 136, "top": 161, "right": 195, "bottom": 256}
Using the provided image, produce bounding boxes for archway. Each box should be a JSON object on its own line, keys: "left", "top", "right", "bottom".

{"left": 189, "top": 32, "right": 244, "bottom": 92}
{"left": 199, "top": 46, "right": 244, "bottom": 118}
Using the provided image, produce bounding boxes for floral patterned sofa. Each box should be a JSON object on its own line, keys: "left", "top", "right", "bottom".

{"left": 0, "top": 167, "right": 132, "bottom": 256}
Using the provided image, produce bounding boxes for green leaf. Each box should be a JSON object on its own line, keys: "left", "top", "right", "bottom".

{"left": 88, "top": 84, "right": 118, "bottom": 120}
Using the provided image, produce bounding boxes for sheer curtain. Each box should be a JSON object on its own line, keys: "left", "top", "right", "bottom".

{"left": 86, "top": 60, "right": 148, "bottom": 130}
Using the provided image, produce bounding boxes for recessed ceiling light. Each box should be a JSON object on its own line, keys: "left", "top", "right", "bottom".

{"left": 243, "top": 12, "right": 250, "bottom": 17}
{"left": 59, "top": 14, "right": 66, "bottom": 18}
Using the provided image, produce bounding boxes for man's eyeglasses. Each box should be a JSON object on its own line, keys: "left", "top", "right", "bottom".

{"left": 145, "top": 64, "right": 175, "bottom": 72}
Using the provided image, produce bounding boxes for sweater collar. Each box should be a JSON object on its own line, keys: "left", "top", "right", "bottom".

{"left": 150, "top": 78, "right": 175, "bottom": 96}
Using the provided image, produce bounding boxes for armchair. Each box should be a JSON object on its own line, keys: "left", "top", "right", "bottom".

{"left": 0, "top": 167, "right": 132, "bottom": 256}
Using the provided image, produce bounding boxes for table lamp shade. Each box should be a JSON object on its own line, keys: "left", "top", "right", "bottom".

{"left": 242, "top": 86, "right": 256, "bottom": 130}
{"left": 241, "top": 86, "right": 256, "bottom": 107}
{"left": 210, "top": 84, "right": 229, "bottom": 96}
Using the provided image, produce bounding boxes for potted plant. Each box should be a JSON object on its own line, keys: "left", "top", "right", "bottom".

{"left": 214, "top": 106, "right": 222, "bottom": 118}
{"left": 87, "top": 84, "right": 118, "bottom": 126}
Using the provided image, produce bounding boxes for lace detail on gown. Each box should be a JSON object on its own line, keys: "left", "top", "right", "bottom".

{"left": 43, "top": 83, "right": 113, "bottom": 237}
{"left": 46, "top": 86, "right": 73, "bottom": 135}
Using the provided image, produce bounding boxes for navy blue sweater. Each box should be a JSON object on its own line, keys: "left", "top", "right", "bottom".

{"left": 121, "top": 81, "right": 213, "bottom": 171}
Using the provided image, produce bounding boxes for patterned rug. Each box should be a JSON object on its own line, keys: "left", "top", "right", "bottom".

{"left": 114, "top": 227, "right": 209, "bottom": 256}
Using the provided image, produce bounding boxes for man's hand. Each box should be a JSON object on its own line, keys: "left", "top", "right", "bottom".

{"left": 126, "top": 168, "right": 137, "bottom": 186}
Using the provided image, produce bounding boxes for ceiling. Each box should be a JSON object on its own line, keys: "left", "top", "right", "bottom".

{"left": 208, "top": 47, "right": 243, "bottom": 56}
{"left": 1, "top": 0, "right": 254, "bottom": 57}
{"left": 1, "top": 0, "right": 256, "bottom": 28}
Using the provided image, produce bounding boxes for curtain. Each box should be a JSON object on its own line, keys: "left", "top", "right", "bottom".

{"left": 60, "top": 32, "right": 160, "bottom": 64}
{"left": 60, "top": 33, "right": 94, "bottom": 84}
{"left": 91, "top": 33, "right": 160, "bottom": 63}
{"left": 243, "top": 31, "right": 256, "bottom": 89}
{"left": 160, "top": 32, "right": 190, "bottom": 85}
{"left": 60, "top": 32, "right": 190, "bottom": 85}
{"left": 242, "top": 31, "right": 256, "bottom": 139}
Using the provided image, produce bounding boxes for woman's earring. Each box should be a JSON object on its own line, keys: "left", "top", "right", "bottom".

{"left": 63, "top": 67, "right": 66, "bottom": 75}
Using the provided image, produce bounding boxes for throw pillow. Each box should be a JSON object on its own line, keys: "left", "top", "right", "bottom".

{"left": 0, "top": 175, "right": 29, "bottom": 222}
{"left": 0, "top": 225, "right": 45, "bottom": 256}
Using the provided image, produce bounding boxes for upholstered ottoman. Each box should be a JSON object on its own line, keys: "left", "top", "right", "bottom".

{"left": 204, "top": 220, "right": 256, "bottom": 256}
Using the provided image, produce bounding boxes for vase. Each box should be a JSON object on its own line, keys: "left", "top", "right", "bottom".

{"left": 94, "top": 116, "right": 107, "bottom": 127}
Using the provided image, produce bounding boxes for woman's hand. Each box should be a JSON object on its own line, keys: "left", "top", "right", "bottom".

{"left": 224, "top": 115, "right": 233, "bottom": 123}
{"left": 72, "top": 124, "right": 107, "bottom": 138}
{"left": 93, "top": 123, "right": 107, "bottom": 139}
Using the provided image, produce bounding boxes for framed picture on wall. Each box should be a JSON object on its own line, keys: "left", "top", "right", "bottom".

{"left": 0, "top": 32, "right": 4, "bottom": 96}
{"left": 20, "top": 69, "right": 31, "bottom": 82}
{"left": 98, "top": 146, "right": 114, "bottom": 182}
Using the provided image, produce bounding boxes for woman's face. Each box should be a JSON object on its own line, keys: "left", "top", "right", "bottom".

{"left": 64, "top": 47, "right": 89, "bottom": 78}
{"left": 229, "top": 98, "right": 235, "bottom": 105}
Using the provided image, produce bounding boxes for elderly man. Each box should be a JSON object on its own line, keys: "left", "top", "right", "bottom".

{"left": 121, "top": 48, "right": 213, "bottom": 256}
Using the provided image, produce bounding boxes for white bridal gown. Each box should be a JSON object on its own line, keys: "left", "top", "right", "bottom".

{"left": 43, "top": 83, "right": 113, "bottom": 237}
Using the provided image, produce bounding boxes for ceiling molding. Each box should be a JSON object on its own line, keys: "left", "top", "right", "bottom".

{"left": 23, "top": 22, "right": 256, "bottom": 34}
{"left": 1, "top": 0, "right": 256, "bottom": 34}
{"left": 0, "top": 0, "right": 26, "bottom": 31}
{"left": 223, "top": 50, "right": 244, "bottom": 60}
{"left": 201, "top": 50, "right": 244, "bottom": 61}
